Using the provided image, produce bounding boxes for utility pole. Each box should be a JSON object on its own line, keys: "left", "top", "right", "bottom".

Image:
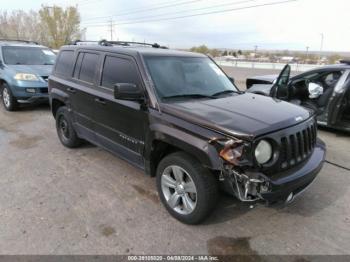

{"left": 254, "top": 45, "right": 258, "bottom": 57}
{"left": 109, "top": 18, "right": 114, "bottom": 41}
{"left": 319, "top": 33, "right": 324, "bottom": 62}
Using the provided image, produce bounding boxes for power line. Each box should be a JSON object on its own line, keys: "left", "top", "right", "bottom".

{"left": 83, "top": 0, "right": 204, "bottom": 22}
{"left": 82, "top": 0, "right": 260, "bottom": 26}
{"left": 84, "top": 0, "right": 297, "bottom": 27}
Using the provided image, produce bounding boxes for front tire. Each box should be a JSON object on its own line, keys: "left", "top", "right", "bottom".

{"left": 56, "top": 106, "right": 82, "bottom": 148}
{"left": 1, "top": 84, "right": 18, "bottom": 111}
{"left": 156, "top": 152, "right": 218, "bottom": 224}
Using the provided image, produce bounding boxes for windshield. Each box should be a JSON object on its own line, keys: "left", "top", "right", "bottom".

{"left": 144, "top": 56, "right": 238, "bottom": 100}
{"left": 2, "top": 46, "right": 56, "bottom": 65}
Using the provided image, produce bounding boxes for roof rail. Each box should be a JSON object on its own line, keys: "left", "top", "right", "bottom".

{"left": 0, "top": 39, "right": 39, "bottom": 45}
{"left": 71, "top": 39, "right": 168, "bottom": 49}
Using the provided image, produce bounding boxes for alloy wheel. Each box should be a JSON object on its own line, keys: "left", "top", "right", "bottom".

{"left": 161, "top": 165, "right": 197, "bottom": 215}
{"left": 58, "top": 116, "right": 70, "bottom": 140}
{"left": 2, "top": 87, "right": 10, "bottom": 108}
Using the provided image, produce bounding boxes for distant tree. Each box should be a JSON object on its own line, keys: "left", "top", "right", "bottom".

{"left": 222, "top": 50, "right": 228, "bottom": 56}
{"left": 282, "top": 50, "right": 290, "bottom": 56}
{"left": 0, "top": 6, "right": 81, "bottom": 48}
{"left": 0, "top": 10, "right": 42, "bottom": 42}
{"left": 237, "top": 50, "right": 242, "bottom": 55}
{"left": 232, "top": 51, "right": 237, "bottom": 57}
{"left": 209, "top": 48, "right": 221, "bottom": 57}
{"left": 39, "top": 5, "right": 81, "bottom": 48}
{"left": 328, "top": 54, "right": 342, "bottom": 64}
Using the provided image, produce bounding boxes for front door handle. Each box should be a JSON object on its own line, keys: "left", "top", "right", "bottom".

{"left": 67, "top": 87, "right": 76, "bottom": 94}
{"left": 95, "top": 97, "right": 106, "bottom": 105}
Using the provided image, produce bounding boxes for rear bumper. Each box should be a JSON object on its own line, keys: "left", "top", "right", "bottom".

{"left": 259, "top": 140, "right": 325, "bottom": 202}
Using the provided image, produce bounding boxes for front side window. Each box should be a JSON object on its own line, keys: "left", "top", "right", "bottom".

{"left": 101, "top": 56, "right": 140, "bottom": 89}
{"left": 143, "top": 56, "right": 238, "bottom": 100}
{"left": 2, "top": 46, "right": 56, "bottom": 65}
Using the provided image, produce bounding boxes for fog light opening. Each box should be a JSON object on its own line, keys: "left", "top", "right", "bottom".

{"left": 25, "top": 88, "right": 36, "bottom": 93}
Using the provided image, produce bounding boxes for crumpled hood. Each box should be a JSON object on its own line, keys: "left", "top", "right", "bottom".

{"left": 8, "top": 64, "right": 53, "bottom": 76}
{"left": 161, "top": 93, "right": 313, "bottom": 139}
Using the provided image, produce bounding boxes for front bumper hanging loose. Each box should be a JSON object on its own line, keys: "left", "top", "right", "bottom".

{"left": 222, "top": 139, "right": 326, "bottom": 204}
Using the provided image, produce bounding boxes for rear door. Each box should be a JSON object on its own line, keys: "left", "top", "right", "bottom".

{"left": 70, "top": 51, "right": 102, "bottom": 139}
{"left": 93, "top": 53, "right": 147, "bottom": 168}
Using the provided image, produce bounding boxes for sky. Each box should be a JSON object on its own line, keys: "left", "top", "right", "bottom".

{"left": 1, "top": 0, "right": 350, "bottom": 52}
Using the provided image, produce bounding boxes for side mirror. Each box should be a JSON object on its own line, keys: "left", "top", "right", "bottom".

{"left": 228, "top": 77, "right": 235, "bottom": 84}
{"left": 114, "top": 83, "right": 144, "bottom": 101}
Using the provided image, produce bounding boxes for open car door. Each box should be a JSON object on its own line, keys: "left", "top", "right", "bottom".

{"left": 270, "top": 64, "right": 291, "bottom": 100}
{"left": 327, "top": 72, "right": 350, "bottom": 126}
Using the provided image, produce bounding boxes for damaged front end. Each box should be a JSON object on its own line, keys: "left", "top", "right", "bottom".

{"left": 210, "top": 135, "right": 325, "bottom": 204}
{"left": 220, "top": 166, "right": 270, "bottom": 202}
{"left": 211, "top": 138, "right": 269, "bottom": 202}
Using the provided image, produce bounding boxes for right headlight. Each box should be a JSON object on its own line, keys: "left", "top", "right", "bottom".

{"left": 255, "top": 140, "right": 273, "bottom": 164}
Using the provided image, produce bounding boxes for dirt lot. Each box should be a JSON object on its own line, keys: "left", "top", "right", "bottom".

{"left": 0, "top": 67, "right": 349, "bottom": 255}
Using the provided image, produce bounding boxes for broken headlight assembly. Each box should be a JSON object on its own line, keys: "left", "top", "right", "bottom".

{"left": 219, "top": 139, "right": 245, "bottom": 165}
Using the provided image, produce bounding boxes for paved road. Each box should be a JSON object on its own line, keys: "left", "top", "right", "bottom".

{"left": 0, "top": 69, "right": 349, "bottom": 255}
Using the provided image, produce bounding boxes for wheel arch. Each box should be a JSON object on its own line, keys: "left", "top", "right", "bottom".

{"left": 51, "top": 98, "right": 66, "bottom": 118}
{"left": 145, "top": 125, "right": 223, "bottom": 177}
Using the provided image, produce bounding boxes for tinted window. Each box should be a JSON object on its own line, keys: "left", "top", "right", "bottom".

{"left": 73, "top": 53, "right": 84, "bottom": 79}
{"left": 101, "top": 56, "right": 139, "bottom": 89}
{"left": 55, "top": 50, "right": 74, "bottom": 77}
{"left": 3, "top": 46, "right": 56, "bottom": 65}
{"left": 78, "top": 53, "right": 99, "bottom": 83}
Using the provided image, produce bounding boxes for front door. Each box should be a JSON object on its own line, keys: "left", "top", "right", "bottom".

{"left": 93, "top": 54, "right": 147, "bottom": 168}
{"left": 327, "top": 70, "right": 350, "bottom": 126}
{"left": 271, "top": 64, "right": 291, "bottom": 100}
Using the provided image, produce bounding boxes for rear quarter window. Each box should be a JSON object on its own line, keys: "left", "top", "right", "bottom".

{"left": 55, "top": 50, "right": 75, "bottom": 77}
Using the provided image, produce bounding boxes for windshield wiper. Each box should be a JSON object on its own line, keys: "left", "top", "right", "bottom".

{"left": 162, "top": 94, "right": 215, "bottom": 100}
{"left": 211, "top": 90, "right": 238, "bottom": 97}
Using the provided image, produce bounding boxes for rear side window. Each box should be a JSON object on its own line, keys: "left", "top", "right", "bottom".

{"left": 101, "top": 56, "right": 140, "bottom": 89}
{"left": 74, "top": 52, "right": 99, "bottom": 84}
{"left": 55, "top": 50, "right": 74, "bottom": 77}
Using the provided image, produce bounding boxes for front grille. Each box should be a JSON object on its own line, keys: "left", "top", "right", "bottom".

{"left": 39, "top": 88, "right": 48, "bottom": 93}
{"left": 279, "top": 121, "right": 317, "bottom": 170}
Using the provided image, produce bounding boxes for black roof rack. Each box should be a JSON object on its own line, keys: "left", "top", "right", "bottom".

{"left": 339, "top": 60, "right": 350, "bottom": 65}
{"left": 71, "top": 39, "right": 168, "bottom": 49}
{"left": 0, "top": 39, "right": 39, "bottom": 45}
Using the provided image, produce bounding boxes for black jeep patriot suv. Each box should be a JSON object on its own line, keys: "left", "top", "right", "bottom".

{"left": 49, "top": 40, "right": 326, "bottom": 224}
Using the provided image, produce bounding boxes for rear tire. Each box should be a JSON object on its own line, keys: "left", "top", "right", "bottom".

{"left": 56, "top": 106, "right": 82, "bottom": 148}
{"left": 156, "top": 152, "right": 218, "bottom": 224}
{"left": 1, "top": 84, "right": 18, "bottom": 111}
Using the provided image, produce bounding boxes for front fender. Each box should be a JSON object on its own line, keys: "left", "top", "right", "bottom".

{"left": 146, "top": 123, "right": 223, "bottom": 171}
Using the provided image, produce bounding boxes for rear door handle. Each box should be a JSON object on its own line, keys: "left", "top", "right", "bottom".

{"left": 95, "top": 97, "right": 106, "bottom": 105}
{"left": 67, "top": 87, "right": 76, "bottom": 94}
